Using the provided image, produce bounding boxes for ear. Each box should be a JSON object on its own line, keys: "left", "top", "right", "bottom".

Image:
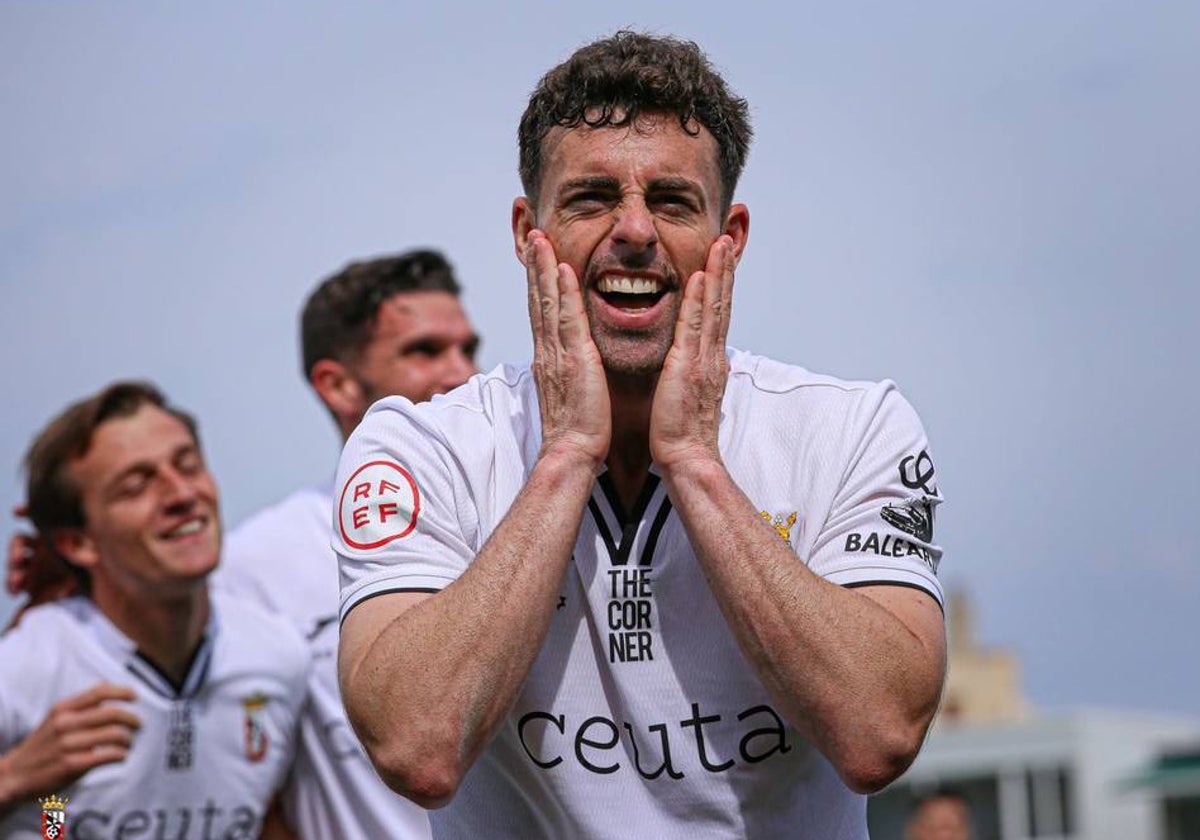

{"left": 310, "top": 359, "right": 366, "bottom": 427}
{"left": 53, "top": 528, "right": 99, "bottom": 572}
{"left": 512, "top": 197, "right": 537, "bottom": 266}
{"left": 722, "top": 203, "right": 750, "bottom": 266}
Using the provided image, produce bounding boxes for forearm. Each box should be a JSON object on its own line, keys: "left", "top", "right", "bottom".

{"left": 0, "top": 751, "right": 28, "bottom": 815}
{"left": 342, "top": 449, "right": 597, "bottom": 806}
{"left": 661, "top": 457, "right": 945, "bottom": 792}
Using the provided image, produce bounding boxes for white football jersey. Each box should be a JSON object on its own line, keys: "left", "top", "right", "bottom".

{"left": 219, "top": 485, "right": 432, "bottom": 840}
{"left": 335, "top": 350, "right": 946, "bottom": 840}
{"left": 0, "top": 594, "right": 308, "bottom": 840}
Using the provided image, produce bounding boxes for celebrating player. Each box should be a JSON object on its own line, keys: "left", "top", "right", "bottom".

{"left": 0, "top": 382, "right": 308, "bottom": 838}
{"left": 335, "top": 31, "right": 948, "bottom": 838}
{"left": 215, "top": 250, "right": 479, "bottom": 840}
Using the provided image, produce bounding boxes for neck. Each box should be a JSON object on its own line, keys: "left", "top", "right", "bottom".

{"left": 92, "top": 581, "right": 210, "bottom": 688}
{"left": 605, "top": 373, "right": 657, "bottom": 511}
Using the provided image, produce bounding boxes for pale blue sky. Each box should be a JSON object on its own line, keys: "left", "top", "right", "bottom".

{"left": 2, "top": 2, "right": 1197, "bottom": 717}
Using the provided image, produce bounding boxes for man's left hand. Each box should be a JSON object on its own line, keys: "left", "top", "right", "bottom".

{"left": 649, "top": 235, "right": 736, "bottom": 472}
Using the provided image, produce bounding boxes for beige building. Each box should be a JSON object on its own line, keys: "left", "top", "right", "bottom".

{"left": 937, "top": 589, "right": 1030, "bottom": 727}
{"left": 868, "top": 590, "right": 1198, "bottom": 839}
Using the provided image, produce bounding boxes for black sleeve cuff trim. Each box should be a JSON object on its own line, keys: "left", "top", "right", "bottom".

{"left": 842, "top": 580, "right": 945, "bottom": 615}
{"left": 340, "top": 586, "right": 443, "bottom": 625}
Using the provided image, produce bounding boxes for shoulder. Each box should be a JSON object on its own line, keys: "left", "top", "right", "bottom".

{"left": 728, "top": 348, "right": 881, "bottom": 400}
{"left": 0, "top": 601, "right": 79, "bottom": 675}
{"left": 211, "top": 593, "right": 310, "bottom": 679}
{"left": 727, "top": 348, "right": 919, "bottom": 425}
{"left": 0, "top": 601, "right": 94, "bottom": 735}
{"left": 219, "top": 484, "right": 333, "bottom": 589}
{"left": 227, "top": 485, "right": 331, "bottom": 549}
{"left": 346, "top": 362, "right": 536, "bottom": 477}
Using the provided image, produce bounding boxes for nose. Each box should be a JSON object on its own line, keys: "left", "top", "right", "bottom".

{"left": 610, "top": 196, "right": 658, "bottom": 255}
{"left": 160, "top": 467, "right": 200, "bottom": 511}
{"left": 440, "top": 348, "right": 478, "bottom": 391}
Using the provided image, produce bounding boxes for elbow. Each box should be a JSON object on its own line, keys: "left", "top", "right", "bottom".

{"left": 837, "top": 723, "right": 927, "bottom": 795}
{"left": 368, "top": 740, "right": 467, "bottom": 809}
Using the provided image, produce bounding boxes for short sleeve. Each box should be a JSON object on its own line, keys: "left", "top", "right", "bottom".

{"left": 807, "top": 382, "right": 945, "bottom": 607}
{"left": 334, "top": 397, "right": 478, "bottom": 622}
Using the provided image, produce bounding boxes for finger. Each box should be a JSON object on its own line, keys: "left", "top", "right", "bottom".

{"left": 524, "top": 230, "right": 547, "bottom": 348}
{"left": 555, "top": 262, "right": 591, "bottom": 348}
{"left": 64, "top": 743, "right": 131, "bottom": 776}
{"left": 69, "top": 703, "right": 142, "bottom": 732}
{"left": 12, "top": 504, "right": 29, "bottom": 519}
{"left": 715, "top": 235, "right": 736, "bottom": 350}
{"left": 61, "top": 683, "right": 137, "bottom": 712}
{"left": 700, "top": 237, "right": 731, "bottom": 352}
{"left": 673, "top": 270, "right": 706, "bottom": 359}
{"left": 527, "top": 231, "right": 563, "bottom": 349}
{"left": 61, "top": 722, "right": 138, "bottom": 753}
{"left": 6, "top": 537, "right": 31, "bottom": 596}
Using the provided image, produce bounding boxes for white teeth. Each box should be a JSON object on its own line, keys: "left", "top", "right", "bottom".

{"left": 597, "top": 276, "right": 663, "bottom": 295}
{"left": 168, "top": 520, "right": 204, "bottom": 538}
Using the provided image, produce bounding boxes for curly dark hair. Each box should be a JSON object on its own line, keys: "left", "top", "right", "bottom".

{"left": 518, "top": 31, "right": 752, "bottom": 212}
{"left": 301, "top": 249, "right": 462, "bottom": 379}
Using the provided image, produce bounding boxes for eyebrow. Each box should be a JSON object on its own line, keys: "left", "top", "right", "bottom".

{"left": 400, "top": 332, "right": 482, "bottom": 351}
{"left": 647, "top": 177, "right": 703, "bottom": 194}
{"left": 557, "top": 176, "right": 621, "bottom": 196}
{"left": 557, "top": 175, "right": 707, "bottom": 209}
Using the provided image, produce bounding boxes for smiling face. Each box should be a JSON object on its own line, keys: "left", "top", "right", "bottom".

{"left": 515, "top": 115, "right": 748, "bottom": 377}
{"left": 61, "top": 404, "right": 221, "bottom": 599}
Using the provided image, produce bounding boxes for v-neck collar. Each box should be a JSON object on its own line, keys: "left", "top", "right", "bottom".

{"left": 67, "top": 596, "right": 218, "bottom": 700}
{"left": 586, "top": 470, "right": 673, "bottom": 568}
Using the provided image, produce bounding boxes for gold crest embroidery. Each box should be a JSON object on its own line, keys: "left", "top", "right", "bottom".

{"left": 759, "top": 510, "right": 799, "bottom": 546}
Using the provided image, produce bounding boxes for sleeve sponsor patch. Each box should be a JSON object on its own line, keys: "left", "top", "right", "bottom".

{"left": 338, "top": 460, "right": 421, "bottom": 550}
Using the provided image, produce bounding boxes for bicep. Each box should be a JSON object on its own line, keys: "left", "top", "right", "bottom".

{"left": 337, "top": 591, "right": 434, "bottom": 689}
{"left": 855, "top": 584, "right": 946, "bottom": 674}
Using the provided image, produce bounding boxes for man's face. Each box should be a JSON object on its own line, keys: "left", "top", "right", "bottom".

{"left": 906, "top": 797, "right": 973, "bottom": 840}
{"left": 352, "top": 290, "right": 480, "bottom": 406}
{"left": 67, "top": 404, "right": 221, "bottom": 597}
{"left": 521, "top": 115, "right": 746, "bottom": 376}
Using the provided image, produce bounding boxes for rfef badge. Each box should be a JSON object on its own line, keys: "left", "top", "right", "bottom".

{"left": 339, "top": 460, "right": 421, "bottom": 550}
{"left": 39, "top": 794, "right": 68, "bottom": 840}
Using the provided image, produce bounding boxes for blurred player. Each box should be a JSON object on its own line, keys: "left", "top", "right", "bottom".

{"left": 0, "top": 381, "right": 308, "bottom": 838}
{"left": 215, "top": 250, "right": 479, "bottom": 839}
{"left": 905, "top": 790, "right": 975, "bottom": 840}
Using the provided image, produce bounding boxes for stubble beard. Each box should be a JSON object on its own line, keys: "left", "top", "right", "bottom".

{"left": 582, "top": 259, "right": 680, "bottom": 380}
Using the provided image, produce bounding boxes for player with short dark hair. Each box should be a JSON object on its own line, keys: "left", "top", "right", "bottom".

{"left": 335, "top": 31, "right": 948, "bottom": 839}
{"left": 215, "top": 250, "right": 479, "bottom": 840}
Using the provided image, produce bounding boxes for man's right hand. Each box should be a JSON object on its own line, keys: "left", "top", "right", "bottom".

{"left": 524, "top": 229, "right": 611, "bottom": 469}
{"left": 0, "top": 683, "right": 140, "bottom": 807}
{"left": 6, "top": 506, "right": 78, "bottom": 613}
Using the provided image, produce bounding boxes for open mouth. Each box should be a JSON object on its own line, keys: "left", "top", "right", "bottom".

{"left": 595, "top": 275, "right": 667, "bottom": 311}
{"left": 161, "top": 517, "right": 207, "bottom": 541}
